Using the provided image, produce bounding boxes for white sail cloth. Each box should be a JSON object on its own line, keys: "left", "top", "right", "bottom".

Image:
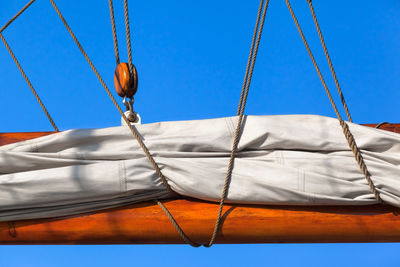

{"left": 0, "top": 115, "right": 399, "bottom": 221}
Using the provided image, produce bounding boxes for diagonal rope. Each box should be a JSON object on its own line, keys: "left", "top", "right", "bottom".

{"left": 0, "top": 0, "right": 37, "bottom": 33}
{"left": 0, "top": 33, "right": 59, "bottom": 131}
{"left": 48, "top": 0, "right": 172, "bottom": 194}
{"left": 108, "top": 0, "right": 120, "bottom": 65}
{"left": 306, "top": 0, "right": 352, "bottom": 122}
{"left": 236, "top": 0, "right": 264, "bottom": 116}
{"left": 123, "top": 0, "right": 134, "bottom": 75}
{"left": 206, "top": 0, "right": 270, "bottom": 247}
{"left": 284, "top": 0, "right": 382, "bottom": 203}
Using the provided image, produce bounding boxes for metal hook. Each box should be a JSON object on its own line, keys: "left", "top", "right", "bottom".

{"left": 122, "top": 96, "right": 134, "bottom": 112}
{"left": 121, "top": 96, "right": 140, "bottom": 124}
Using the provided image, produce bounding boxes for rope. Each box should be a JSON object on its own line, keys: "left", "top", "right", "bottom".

{"left": 0, "top": 33, "right": 59, "bottom": 131}
{"left": 306, "top": 0, "right": 352, "bottom": 122}
{"left": 108, "top": 0, "right": 120, "bottom": 65}
{"left": 123, "top": 0, "right": 134, "bottom": 75}
{"left": 0, "top": 0, "right": 37, "bottom": 33}
{"left": 156, "top": 200, "right": 200, "bottom": 247}
{"left": 206, "top": 0, "right": 270, "bottom": 247}
{"left": 375, "top": 122, "right": 389, "bottom": 129}
{"left": 48, "top": 0, "right": 173, "bottom": 194}
{"left": 50, "top": 0, "right": 199, "bottom": 246}
{"left": 236, "top": 0, "right": 264, "bottom": 116}
{"left": 284, "top": 0, "right": 382, "bottom": 203}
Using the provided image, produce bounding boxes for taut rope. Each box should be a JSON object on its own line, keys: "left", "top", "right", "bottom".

{"left": 284, "top": 0, "right": 382, "bottom": 202}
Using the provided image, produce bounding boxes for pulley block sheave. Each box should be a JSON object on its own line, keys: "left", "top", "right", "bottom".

{"left": 114, "top": 62, "right": 138, "bottom": 98}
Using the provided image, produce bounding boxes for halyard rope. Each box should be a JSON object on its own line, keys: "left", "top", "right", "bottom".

{"left": 107, "top": 0, "right": 134, "bottom": 76}
{"left": 108, "top": 0, "right": 120, "bottom": 65}
{"left": 284, "top": 0, "right": 382, "bottom": 202}
{"left": 123, "top": 0, "right": 134, "bottom": 77}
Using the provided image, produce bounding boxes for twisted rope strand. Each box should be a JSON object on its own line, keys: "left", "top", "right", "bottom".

{"left": 306, "top": 0, "right": 352, "bottom": 122}
{"left": 207, "top": 0, "right": 270, "bottom": 247}
{"left": 108, "top": 0, "right": 120, "bottom": 65}
{"left": 0, "top": 33, "right": 59, "bottom": 131}
{"left": 236, "top": 0, "right": 264, "bottom": 116}
{"left": 123, "top": 0, "right": 134, "bottom": 74}
{"left": 284, "top": 0, "right": 382, "bottom": 202}
{"left": 0, "top": 0, "right": 37, "bottom": 33}
{"left": 48, "top": 0, "right": 173, "bottom": 194}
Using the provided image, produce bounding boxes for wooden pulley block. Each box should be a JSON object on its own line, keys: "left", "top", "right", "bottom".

{"left": 114, "top": 63, "right": 138, "bottom": 98}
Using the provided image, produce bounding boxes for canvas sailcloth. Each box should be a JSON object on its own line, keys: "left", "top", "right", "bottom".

{"left": 0, "top": 115, "right": 399, "bottom": 221}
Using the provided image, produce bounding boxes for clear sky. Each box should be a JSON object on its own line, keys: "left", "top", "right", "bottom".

{"left": 0, "top": 0, "right": 399, "bottom": 266}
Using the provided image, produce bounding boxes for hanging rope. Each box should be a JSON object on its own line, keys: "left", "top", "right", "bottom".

{"left": 306, "top": 0, "right": 352, "bottom": 122}
{"left": 108, "top": 0, "right": 120, "bottom": 65}
{"left": 0, "top": 0, "right": 37, "bottom": 33}
{"left": 0, "top": 33, "right": 59, "bottom": 131}
{"left": 206, "top": 0, "right": 270, "bottom": 247}
{"left": 123, "top": 0, "right": 134, "bottom": 76}
{"left": 107, "top": 0, "right": 134, "bottom": 70}
{"left": 284, "top": 0, "right": 382, "bottom": 203}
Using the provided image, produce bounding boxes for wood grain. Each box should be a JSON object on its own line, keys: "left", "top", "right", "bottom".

{"left": 114, "top": 62, "right": 137, "bottom": 98}
{"left": 114, "top": 62, "right": 131, "bottom": 97}
{"left": 0, "top": 123, "right": 399, "bottom": 244}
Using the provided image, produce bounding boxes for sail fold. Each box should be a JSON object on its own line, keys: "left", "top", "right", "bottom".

{"left": 1, "top": 115, "right": 400, "bottom": 221}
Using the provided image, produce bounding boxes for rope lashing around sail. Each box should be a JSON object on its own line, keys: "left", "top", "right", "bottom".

{"left": 284, "top": 0, "right": 382, "bottom": 203}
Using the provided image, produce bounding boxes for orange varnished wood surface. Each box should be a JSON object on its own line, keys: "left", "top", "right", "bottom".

{"left": 0, "top": 123, "right": 399, "bottom": 244}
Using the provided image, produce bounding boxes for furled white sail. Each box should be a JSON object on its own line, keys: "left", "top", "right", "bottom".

{"left": 0, "top": 115, "right": 399, "bottom": 221}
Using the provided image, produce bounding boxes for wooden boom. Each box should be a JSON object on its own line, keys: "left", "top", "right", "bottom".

{"left": 0, "top": 123, "right": 399, "bottom": 244}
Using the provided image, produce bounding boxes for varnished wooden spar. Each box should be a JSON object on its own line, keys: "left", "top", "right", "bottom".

{"left": 0, "top": 123, "right": 399, "bottom": 244}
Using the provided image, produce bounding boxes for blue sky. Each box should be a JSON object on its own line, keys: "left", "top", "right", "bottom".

{"left": 0, "top": 0, "right": 399, "bottom": 266}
